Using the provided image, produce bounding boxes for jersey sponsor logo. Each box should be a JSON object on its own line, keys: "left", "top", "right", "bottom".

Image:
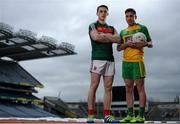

{"left": 96, "top": 27, "right": 113, "bottom": 33}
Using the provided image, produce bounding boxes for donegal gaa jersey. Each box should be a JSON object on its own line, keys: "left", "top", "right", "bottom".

{"left": 89, "top": 21, "right": 115, "bottom": 61}
{"left": 120, "top": 23, "right": 151, "bottom": 62}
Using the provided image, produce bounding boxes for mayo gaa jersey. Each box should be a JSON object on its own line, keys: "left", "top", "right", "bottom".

{"left": 89, "top": 21, "right": 115, "bottom": 61}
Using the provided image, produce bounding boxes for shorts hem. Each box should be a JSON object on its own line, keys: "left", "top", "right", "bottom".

{"left": 91, "top": 71, "right": 114, "bottom": 76}
{"left": 123, "top": 76, "right": 146, "bottom": 80}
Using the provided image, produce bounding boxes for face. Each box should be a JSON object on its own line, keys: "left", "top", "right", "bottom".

{"left": 125, "top": 11, "right": 136, "bottom": 26}
{"left": 96, "top": 7, "right": 108, "bottom": 21}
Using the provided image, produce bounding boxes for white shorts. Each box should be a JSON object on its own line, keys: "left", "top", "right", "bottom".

{"left": 90, "top": 60, "right": 115, "bottom": 76}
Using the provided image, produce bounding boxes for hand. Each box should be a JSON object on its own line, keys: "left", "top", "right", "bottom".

{"left": 99, "top": 33, "right": 111, "bottom": 43}
{"left": 103, "top": 33, "right": 112, "bottom": 39}
{"left": 102, "top": 33, "right": 114, "bottom": 43}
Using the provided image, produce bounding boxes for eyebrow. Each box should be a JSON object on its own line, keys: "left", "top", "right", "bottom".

{"left": 99, "top": 10, "right": 107, "bottom": 12}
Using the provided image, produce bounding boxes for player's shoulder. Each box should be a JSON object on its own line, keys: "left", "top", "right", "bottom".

{"left": 89, "top": 22, "right": 97, "bottom": 30}
{"left": 89, "top": 22, "right": 96, "bottom": 27}
{"left": 107, "top": 23, "right": 113, "bottom": 27}
{"left": 121, "top": 27, "right": 127, "bottom": 32}
{"left": 137, "top": 23, "right": 148, "bottom": 30}
{"left": 120, "top": 27, "right": 127, "bottom": 35}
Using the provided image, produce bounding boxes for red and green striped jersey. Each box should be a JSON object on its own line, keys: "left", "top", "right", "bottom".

{"left": 89, "top": 21, "right": 115, "bottom": 61}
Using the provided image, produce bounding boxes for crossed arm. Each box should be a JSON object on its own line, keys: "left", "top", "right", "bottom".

{"left": 90, "top": 29, "right": 120, "bottom": 43}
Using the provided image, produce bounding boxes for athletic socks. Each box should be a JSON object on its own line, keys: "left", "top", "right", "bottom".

{"left": 139, "top": 107, "right": 145, "bottom": 117}
{"left": 104, "top": 109, "right": 110, "bottom": 116}
{"left": 128, "top": 107, "right": 134, "bottom": 117}
{"left": 88, "top": 109, "right": 94, "bottom": 115}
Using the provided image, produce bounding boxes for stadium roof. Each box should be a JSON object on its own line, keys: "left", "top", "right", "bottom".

{"left": 0, "top": 22, "right": 76, "bottom": 61}
{"left": 0, "top": 60, "right": 43, "bottom": 88}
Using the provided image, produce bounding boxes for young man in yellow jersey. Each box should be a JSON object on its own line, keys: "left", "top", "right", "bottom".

{"left": 117, "top": 8, "right": 153, "bottom": 123}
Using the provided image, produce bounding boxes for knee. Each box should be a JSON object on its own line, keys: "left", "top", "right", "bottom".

{"left": 137, "top": 86, "right": 145, "bottom": 93}
{"left": 104, "top": 84, "right": 112, "bottom": 92}
{"left": 126, "top": 85, "right": 133, "bottom": 94}
{"left": 90, "top": 81, "right": 99, "bottom": 91}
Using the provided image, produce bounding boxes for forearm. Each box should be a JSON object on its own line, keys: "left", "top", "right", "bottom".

{"left": 134, "top": 41, "right": 153, "bottom": 49}
{"left": 94, "top": 34, "right": 110, "bottom": 42}
{"left": 117, "top": 43, "right": 128, "bottom": 51}
{"left": 117, "top": 42, "right": 143, "bottom": 51}
{"left": 90, "top": 30, "right": 111, "bottom": 43}
{"left": 133, "top": 42, "right": 148, "bottom": 49}
{"left": 105, "top": 34, "right": 121, "bottom": 43}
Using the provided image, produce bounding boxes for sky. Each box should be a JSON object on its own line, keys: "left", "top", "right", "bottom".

{"left": 0, "top": 0, "right": 179, "bottom": 102}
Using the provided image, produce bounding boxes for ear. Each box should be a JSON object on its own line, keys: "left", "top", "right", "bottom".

{"left": 107, "top": 12, "right": 109, "bottom": 16}
{"left": 135, "top": 15, "right": 137, "bottom": 20}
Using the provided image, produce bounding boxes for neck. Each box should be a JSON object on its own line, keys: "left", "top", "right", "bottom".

{"left": 98, "top": 19, "right": 106, "bottom": 24}
{"left": 128, "top": 22, "right": 136, "bottom": 27}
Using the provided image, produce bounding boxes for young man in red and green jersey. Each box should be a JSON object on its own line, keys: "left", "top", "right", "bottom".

{"left": 87, "top": 5, "right": 120, "bottom": 123}
{"left": 117, "top": 8, "right": 153, "bottom": 123}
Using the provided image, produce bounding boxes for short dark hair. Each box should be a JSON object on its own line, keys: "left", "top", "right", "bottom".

{"left": 97, "top": 5, "right": 108, "bottom": 13}
{"left": 125, "top": 8, "right": 136, "bottom": 15}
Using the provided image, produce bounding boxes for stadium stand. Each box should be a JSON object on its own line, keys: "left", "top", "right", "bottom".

{"left": 44, "top": 96, "right": 76, "bottom": 118}
{"left": 146, "top": 102, "right": 180, "bottom": 121}
{"left": 0, "top": 22, "right": 76, "bottom": 118}
{"left": 44, "top": 97, "right": 104, "bottom": 118}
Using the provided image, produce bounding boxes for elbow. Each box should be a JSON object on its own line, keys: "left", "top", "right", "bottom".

{"left": 147, "top": 44, "right": 153, "bottom": 48}
{"left": 114, "top": 37, "right": 121, "bottom": 43}
{"left": 117, "top": 45, "right": 122, "bottom": 51}
{"left": 147, "top": 41, "right": 153, "bottom": 48}
{"left": 117, "top": 48, "right": 122, "bottom": 51}
{"left": 148, "top": 45, "right": 153, "bottom": 48}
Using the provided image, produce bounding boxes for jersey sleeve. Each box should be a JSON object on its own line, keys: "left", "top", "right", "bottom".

{"left": 89, "top": 23, "right": 96, "bottom": 33}
{"left": 119, "top": 30, "right": 124, "bottom": 44}
{"left": 142, "top": 26, "right": 152, "bottom": 42}
{"left": 109, "top": 26, "right": 115, "bottom": 34}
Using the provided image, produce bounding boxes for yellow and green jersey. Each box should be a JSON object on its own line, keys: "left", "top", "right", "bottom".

{"left": 120, "top": 23, "right": 151, "bottom": 62}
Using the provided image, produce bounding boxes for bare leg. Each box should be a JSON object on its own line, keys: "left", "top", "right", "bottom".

{"left": 87, "top": 72, "right": 101, "bottom": 110}
{"left": 103, "top": 76, "right": 114, "bottom": 110}
{"left": 135, "top": 78, "right": 146, "bottom": 107}
{"left": 124, "top": 79, "right": 134, "bottom": 107}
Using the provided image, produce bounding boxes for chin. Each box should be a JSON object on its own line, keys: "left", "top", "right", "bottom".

{"left": 129, "top": 23, "right": 134, "bottom": 26}
{"left": 100, "top": 18, "right": 105, "bottom": 21}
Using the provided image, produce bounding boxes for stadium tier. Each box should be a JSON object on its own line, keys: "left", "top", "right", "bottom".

{"left": 44, "top": 96, "right": 103, "bottom": 118}
{"left": 0, "top": 60, "right": 43, "bottom": 88}
{"left": 44, "top": 96, "right": 76, "bottom": 118}
{"left": 0, "top": 22, "right": 76, "bottom": 118}
{"left": 0, "top": 102, "right": 57, "bottom": 117}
